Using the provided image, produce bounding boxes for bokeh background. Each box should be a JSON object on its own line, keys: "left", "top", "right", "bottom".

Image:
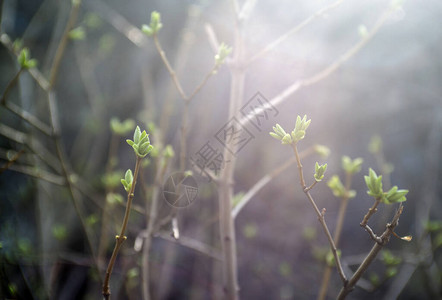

{"left": 1, "top": 0, "right": 441, "bottom": 299}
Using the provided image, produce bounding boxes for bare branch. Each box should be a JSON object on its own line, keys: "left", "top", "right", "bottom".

{"left": 248, "top": 0, "right": 344, "bottom": 64}
{"left": 239, "top": 7, "right": 393, "bottom": 128}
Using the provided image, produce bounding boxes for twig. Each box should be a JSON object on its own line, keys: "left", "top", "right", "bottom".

{"left": 337, "top": 205, "right": 405, "bottom": 299}
{"left": 83, "top": 0, "right": 148, "bottom": 47}
{"left": 239, "top": 7, "right": 393, "bottom": 128}
{"left": 1, "top": 67, "right": 51, "bottom": 136}
{"left": 157, "top": 232, "right": 222, "bottom": 261}
{"left": 0, "top": 149, "right": 24, "bottom": 174}
{"left": 49, "top": 0, "right": 81, "bottom": 87}
{"left": 317, "top": 171, "right": 353, "bottom": 300}
{"left": 3, "top": 101, "right": 53, "bottom": 136}
{"left": 142, "top": 154, "right": 169, "bottom": 300}
{"left": 0, "top": 33, "right": 50, "bottom": 91}
{"left": 360, "top": 198, "right": 381, "bottom": 227}
{"left": 103, "top": 156, "right": 142, "bottom": 299}
{"left": 248, "top": 0, "right": 344, "bottom": 64}
{"left": 292, "top": 144, "right": 347, "bottom": 285}
{"left": 1, "top": 68, "right": 23, "bottom": 105}
{"left": 153, "top": 34, "right": 187, "bottom": 100}
{"left": 232, "top": 146, "right": 315, "bottom": 219}
{"left": 3, "top": 164, "right": 65, "bottom": 185}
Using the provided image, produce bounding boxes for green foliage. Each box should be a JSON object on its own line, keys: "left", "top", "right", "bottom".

{"left": 163, "top": 145, "right": 175, "bottom": 158}
{"left": 242, "top": 223, "right": 258, "bottom": 239}
{"left": 110, "top": 118, "right": 135, "bottom": 136}
{"left": 369, "top": 135, "right": 382, "bottom": 154}
{"left": 215, "top": 42, "right": 233, "bottom": 66}
{"left": 342, "top": 156, "right": 363, "bottom": 174}
{"left": 302, "top": 226, "right": 317, "bottom": 242}
{"left": 52, "top": 225, "right": 67, "bottom": 241}
{"left": 141, "top": 11, "right": 163, "bottom": 37}
{"left": 325, "top": 249, "right": 341, "bottom": 267}
{"left": 292, "top": 115, "right": 311, "bottom": 143}
{"left": 232, "top": 192, "right": 244, "bottom": 208}
{"left": 314, "top": 162, "right": 327, "bottom": 182}
{"left": 126, "top": 126, "right": 153, "bottom": 158}
{"left": 425, "top": 220, "right": 442, "bottom": 232}
{"left": 69, "top": 26, "right": 86, "bottom": 40}
{"left": 17, "top": 48, "right": 37, "bottom": 69}
{"left": 106, "top": 192, "right": 124, "bottom": 206}
{"left": 84, "top": 13, "right": 102, "bottom": 29}
{"left": 364, "top": 168, "right": 384, "bottom": 198}
{"left": 278, "top": 262, "right": 292, "bottom": 277}
{"left": 327, "top": 175, "right": 347, "bottom": 198}
{"left": 270, "top": 115, "right": 311, "bottom": 145}
{"left": 102, "top": 171, "right": 124, "bottom": 189}
{"left": 121, "top": 169, "right": 133, "bottom": 192}
{"left": 365, "top": 168, "right": 408, "bottom": 203}
{"left": 314, "top": 144, "right": 331, "bottom": 158}
{"left": 382, "top": 250, "right": 401, "bottom": 266}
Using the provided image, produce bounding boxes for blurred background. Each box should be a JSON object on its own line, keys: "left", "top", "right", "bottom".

{"left": 0, "top": 0, "right": 441, "bottom": 299}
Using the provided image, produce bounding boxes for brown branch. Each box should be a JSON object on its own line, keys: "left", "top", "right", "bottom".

{"left": 337, "top": 205, "right": 405, "bottom": 299}
{"left": 103, "top": 156, "right": 142, "bottom": 299}
{"left": 317, "top": 171, "right": 353, "bottom": 300}
{"left": 292, "top": 144, "right": 347, "bottom": 285}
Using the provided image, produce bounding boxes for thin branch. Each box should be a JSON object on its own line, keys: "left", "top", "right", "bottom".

{"left": 292, "top": 143, "right": 347, "bottom": 285}
{"left": 157, "top": 232, "right": 222, "bottom": 261}
{"left": 0, "top": 33, "right": 50, "bottom": 91}
{"left": 142, "top": 154, "right": 169, "bottom": 300}
{"left": 3, "top": 101, "right": 53, "bottom": 136}
{"left": 49, "top": 0, "right": 81, "bottom": 88}
{"left": 83, "top": 0, "right": 148, "bottom": 47}
{"left": 3, "top": 164, "right": 66, "bottom": 185}
{"left": 103, "top": 156, "right": 142, "bottom": 299}
{"left": 153, "top": 34, "right": 187, "bottom": 100}
{"left": 248, "top": 0, "right": 344, "bottom": 64}
{"left": 1, "top": 68, "right": 22, "bottom": 105}
{"left": 360, "top": 198, "right": 381, "bottom": 227}
{"left": 239, "top": 7, "right": 393, "bottom": 128}
{"left": 0, "top": 149, "right": 24, "bottom": 174}
{"left": 232, "top": 146, "right": 315, "bottom": 219}
{"left": 337, "top": 205, "right": 404, "bottom": 299}
{"left": 317, "top": 171, "right": 353, "bottom": 300}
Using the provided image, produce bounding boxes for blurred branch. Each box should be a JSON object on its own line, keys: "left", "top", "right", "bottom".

{"left": 1, "top": 68, "right": 22, "bottom": 105}
{"left": 0, "top": 123, "right": 61, "bottom": 172}
{"left": 318, "top": 171, "right": 354, "bottom": 300}
{"left": 157, "top": 232, "right": 222, "bottom": 261}
{"left": 0, "top": 66, "right": 52, "bottom": 136}
{"left": 248, "top": 0, "right": 344, "bottom": 64}
{"left": 0, "top": 149, "right": 24, "bottom": 174}
{"left": 84, "top": 0, "right": 148, "bottom": 47}
{"left": 142, "top": 154, "right": 169, "bottom": 300}
{"left": 232, "top": 146, "right": 315, "bottom": 219}
{"left": 239, "top": 6, "right": 393, "bottom": 128}
{"left": 49, "top": 0, "right": 81, "bottom": 87}
{"left": 4, "top": 164, "right": 66, "bottom": 185}
{"left": 337, "top": 205, "right": 405, "bottom": 299}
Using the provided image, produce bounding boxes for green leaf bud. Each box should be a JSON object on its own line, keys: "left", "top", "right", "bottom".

{"left": 314, "top": 162, "right": 327, "bottom": 182}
